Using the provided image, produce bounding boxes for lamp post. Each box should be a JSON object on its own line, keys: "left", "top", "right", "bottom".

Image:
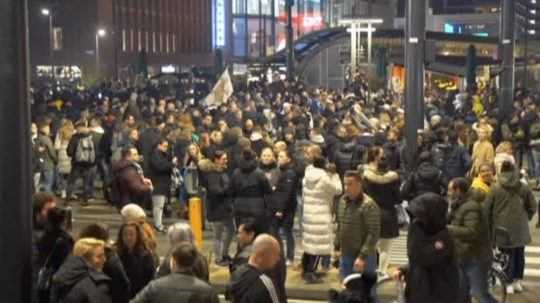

{"left": 96, "top": 28, "right": 106, "bottom": 80}
{"left": 41, "top": 8, "right": 54, "bottom": 79}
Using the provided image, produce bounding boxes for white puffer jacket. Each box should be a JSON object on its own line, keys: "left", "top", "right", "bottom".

{"left": 301, "top": 165, "right": 342, "bottom": 256}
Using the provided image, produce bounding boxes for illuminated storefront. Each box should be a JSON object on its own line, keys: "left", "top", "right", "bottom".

{"left": 230, "top": 0, "right": 326, "bottom": 59}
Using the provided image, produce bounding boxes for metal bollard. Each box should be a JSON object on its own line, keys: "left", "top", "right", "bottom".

{"left": 189, "top": 196, "right": 203, "bottom": 250}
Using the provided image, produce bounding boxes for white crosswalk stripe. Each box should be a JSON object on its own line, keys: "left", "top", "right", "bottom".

{"left": 387, "top": 231, "right": 540, "bottom": 281}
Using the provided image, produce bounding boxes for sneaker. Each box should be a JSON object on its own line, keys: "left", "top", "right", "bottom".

{"left": 215, "top": 259, "right": 230, "bottom": 267}
{"left": 303, "top": 272, "right": 323, "bottom": 284}
{"left": 513, "top": 280, "right": 524, "bottom": 293}
{"left": 506, "top": 284, "right": 514, "bottom": 294}
{"left": 286, "top": 260, "right": 293, "bottom": 267}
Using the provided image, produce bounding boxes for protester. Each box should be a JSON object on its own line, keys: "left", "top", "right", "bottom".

{"left": 334, "top": 170, "right": 380, "bottom": 281}
{"left": 227, "top": 234, "right": 285, "bottom": 303}
{"left": 50, "top": 238, "right": 111, "bottom": 303}
{"left": 394, "top": 193, "right": 460, "bottom": 303}
{"left": 230, "top": 219, "right": 259, "bottom": 274}
{"left": 78, "top": 223, "right": 131, "bottom": 303}
{"left": 66, "top": 122, "right": 96, "bottom": 206}
{"left": 113, "top": 146, "right": 153, "bottom": 208}
{"left": 484, "top": 161, "right": 537, "bottom": 294}
{"left": 147, "top": 138, "right": 176, "bottom": 232}
{"left": 116, "top": 222, "right": 156, "bottom": 299}
{"left": 131, "top": 243, "right": 219, "bottom": 303}
{"left": 301, "top": 156, "right": 342, "bottom": 283}
{"left": 198, "top": 149, "right": 235, "bottom": 266}
{"left": 156, "top": 222, "right": 209, "bottom": 281}
{"left": 447, "top": 178, "right": 495, "bottom": 303}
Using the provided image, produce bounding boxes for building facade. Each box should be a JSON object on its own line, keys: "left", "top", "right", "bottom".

{"left": 29, "top": 0, "right": 214, "bottom": 83}
{"left": 225, "top": 0, "right": 327, "bottom": 59}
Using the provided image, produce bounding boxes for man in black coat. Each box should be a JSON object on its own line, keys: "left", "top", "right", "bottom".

{"left": 395, "top": 193, "right": 460, "bottom": 303}
{"left": 131, "top": 243, "right": 219, "bottom": 303}
{"left": 227, "top": 234, "right": 286, "bottom": 303}
{"left": 148, "top": 138, "right": 176, "bottom": 232}
{"left": 198, "top": 150, "right": 235, "bottom": 266}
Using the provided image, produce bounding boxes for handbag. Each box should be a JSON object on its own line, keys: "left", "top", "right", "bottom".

{"left": 396, "top": 201, "right": 410, "bottom": 226}
{"left": 37, "top": 238, "right": 61, "bottom": 291}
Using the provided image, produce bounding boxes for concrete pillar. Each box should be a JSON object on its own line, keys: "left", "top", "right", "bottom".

{"left": 0, "top": 0, "right": 33, "bottom": 302}
{"left": 404, "top": 0, "right": 426, "bottom": 169}
{"left": 499, "top": 0, "right": 515, "bottom": 122}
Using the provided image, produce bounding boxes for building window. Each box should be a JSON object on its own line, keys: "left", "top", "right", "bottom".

{"left": 172, "top": 34, "right": 176, "bottom": 53}
{"left": 160, "top": 33, "right": 163, "bottom": 53}
{"left": 130, "top": 29, "right": 134, "bottom": 52}
{"left": 145, "top": 31, "right": 149, "bottom": 52}
{"left": 138, "top": 30, "right": 142, "bottom": 51}
{"left": 166, "top": 33, "right": 170, "bottom": 54}
{"left": 152, "top": 32, "right": 157, "bottom": 53}
{"left": 122, "top": 30, "right": 127, "bottom": 52}
{"left": 233, "top": 0, "right": 247, "bottom": 14}
{"left": 53, "top": 27, "right": 63, "bottom": 50}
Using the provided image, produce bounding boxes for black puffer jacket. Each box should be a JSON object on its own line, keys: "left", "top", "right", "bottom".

{"left": 333, "top": 138, "right": 364, "bottom": 178}
{"left": 198, "top": 159, "right": 233, "bottom": 222}
{"left": 363, "top": 168, "right": 401, "bottom": 239}
{"left": 401, "top": 160, "right": 446, "bottom": 200}
{"left": 148, "top": 149, "right": 173, "bottom": 196}
{"left": 50, "top": 256, "right": 112, "bottom": 303}
{"left": 103, "top": 248, "right": 130, "bottom": 303}
{"left": 231, "top": 158, "right": 272, "bottom": 219}
{"left": 403, "top": 193, "right": 460, "bottom": 303}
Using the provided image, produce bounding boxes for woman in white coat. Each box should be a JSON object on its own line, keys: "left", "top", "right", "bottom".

{"left": 301, "top": 156, "right": 342, "bottom": 283}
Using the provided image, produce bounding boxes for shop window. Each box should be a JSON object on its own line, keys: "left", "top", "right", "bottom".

{"left": 152, "top": 32, "right": 157, "bottom": 53}
{"left": 233, "top": 18, "right": 247, "bottom": 57}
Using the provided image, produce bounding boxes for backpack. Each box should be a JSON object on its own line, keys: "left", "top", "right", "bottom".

{"left": 104, "top": 170, "right": 121, "bottom": 207}
{"left": 530, "top": 121, "right": 540, "bottom": 139}
{"left": 75, "top": 136, "right": 96, "bottom": 164}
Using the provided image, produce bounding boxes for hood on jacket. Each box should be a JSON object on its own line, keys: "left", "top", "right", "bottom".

{"left": 303, "top": 165, "right": 326, "bottom": 189}
{"left": 239, "top": 158, "right": 258, "bottom": 173}
{"left": 408, "top": 193, "right": 448, "bottom": 235}
{"left": 416, "top": 161, "right": 440, "bottom": 180}
{"left": 112, "top": 159, "right": 136, "bottom": 173}
{"left": 52, "top": 255, "right": 110, "bottom": 293}
{"left": 497, "top": 169, "right": 520, "bottom": 190}
{"left": 198, "top": 158, "right": 222, "bottom": 173}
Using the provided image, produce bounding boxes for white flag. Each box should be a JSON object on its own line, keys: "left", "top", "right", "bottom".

{"left": 204, "top": 69, "right": 234, "bottom": 107}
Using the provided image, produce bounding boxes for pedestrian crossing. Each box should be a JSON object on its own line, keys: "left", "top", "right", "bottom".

{"left": 387, "top": 230, "right": 540, "bottom": 282}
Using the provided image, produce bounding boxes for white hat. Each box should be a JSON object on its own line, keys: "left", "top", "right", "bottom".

{"left": 120, "top": 204, "right": 146, "bottom": 222}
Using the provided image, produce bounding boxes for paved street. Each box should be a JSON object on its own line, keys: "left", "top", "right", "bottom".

{"left": 70, "top": 196, "right": 540, "bottom": 302}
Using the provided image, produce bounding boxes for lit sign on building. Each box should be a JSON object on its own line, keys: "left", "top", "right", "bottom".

{"left": 215, "top": 0, "right": 226, "bottom": 47}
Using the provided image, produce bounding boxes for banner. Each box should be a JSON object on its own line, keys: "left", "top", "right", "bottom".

{"left": 204, "top": 69, "right": 234, "bottom": 107}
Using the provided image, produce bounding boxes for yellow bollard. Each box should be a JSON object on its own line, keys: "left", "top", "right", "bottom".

{"left": 188, "top": 196, "right": 203, "bottom": 250}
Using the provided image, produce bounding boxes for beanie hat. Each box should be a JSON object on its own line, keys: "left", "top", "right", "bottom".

{"left": 120, "top": 204, "right": 146, "bottom": 223}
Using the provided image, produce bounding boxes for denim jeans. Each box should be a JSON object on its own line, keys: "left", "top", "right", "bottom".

{"left": 151, "top": 195, "right": 166, "bottom": 229}
{"left": 502, "top": 247, "right": 525, "bottom": 281}
{"left": 533, "top": 149, "right": 540, "bottom": 180}
{"left": 340, "top": 254, "right": 377, "bottom": 280}
{"left": 40, "top": 169, "right": 55, "bottom": 192}
{"left": 460, "top": 259, "right": 497, "bottom": 303}
{"left": 269, "top": 216, "right": 296, "bottom": 261}
{"left": 66, "top": 165, "right": 93, "bottom": 202}
{"left": 340, "top": 254, "right": 379, "bottom": 303}
{"left": 86, "top": 166, "right": 98, "bottom": 199}
{"left": 211, "top": 217, "right": 235, "bottom": 260}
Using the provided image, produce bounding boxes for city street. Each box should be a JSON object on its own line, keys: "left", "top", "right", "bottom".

{"left": 72, "top": 197, "right": 540, "bottom": 302}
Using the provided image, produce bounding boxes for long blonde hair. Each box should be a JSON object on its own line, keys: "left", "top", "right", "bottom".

{"left": 58, "top": 120, "right": 75, "bottom": 142}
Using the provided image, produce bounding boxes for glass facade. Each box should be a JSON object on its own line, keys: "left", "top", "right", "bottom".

{"left": 231, "top": 0, "right": 326, "bottom": 59}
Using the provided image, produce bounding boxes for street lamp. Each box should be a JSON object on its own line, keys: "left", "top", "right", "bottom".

{"left": 95, "top": 29, "right": 107, "bottom": 79}
{"left": 41, "top": 8, "right": 54, "bottom": 79}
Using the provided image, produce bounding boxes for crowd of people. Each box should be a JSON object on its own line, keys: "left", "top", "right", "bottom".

{"left": 30, "top": 74, "right": 540, "bottom": 303}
